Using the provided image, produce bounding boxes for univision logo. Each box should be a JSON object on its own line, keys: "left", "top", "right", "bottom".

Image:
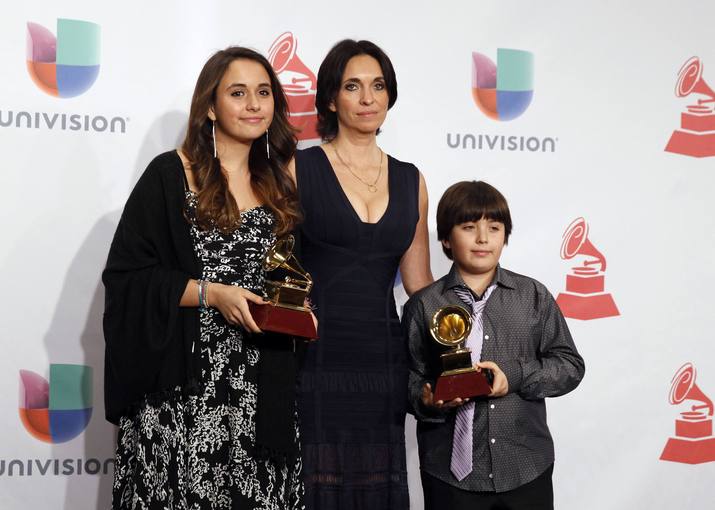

{"left": 448, "top": 48, "right": 556, "bottom": 153}
{"left": 2, "top": 18, "right": 127, "bottom": 134}
{"left": 26, "top": 18, "right": 100, "bottom": 98}
{"left": 19, "top": 364, "right": 92, "bottom": 443}
{"left": 472, "top": 48, "right": 534, "bottom": 121}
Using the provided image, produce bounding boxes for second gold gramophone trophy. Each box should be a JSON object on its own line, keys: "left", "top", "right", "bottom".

{"left": 248, "top": 234, "right": 318, "bottom": 339}
{"left": 431, "top": 305, "right": 492, "bottom": 402}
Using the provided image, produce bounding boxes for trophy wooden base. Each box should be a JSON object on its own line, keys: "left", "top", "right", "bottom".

{"left": 248, "top": 302, "right": 318, "bottom": 339}
{"left": 433, "top": 369, "right": 492, "bottom": 402}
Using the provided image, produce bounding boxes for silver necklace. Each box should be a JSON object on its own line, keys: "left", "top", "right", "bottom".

{"left": 332, "top": 144, "right": 384, "bottom": 193}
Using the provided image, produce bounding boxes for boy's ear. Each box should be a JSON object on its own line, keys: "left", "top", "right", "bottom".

{"left": 441, "top": 239, "right": 451, "bottom": 251}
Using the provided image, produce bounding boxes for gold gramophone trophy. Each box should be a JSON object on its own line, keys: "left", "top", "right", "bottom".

{"left": 430, "top": 305, "right": 492, "bottom": 402}
{"left": 248, "top": 234, "right": 318, "bottom": 339}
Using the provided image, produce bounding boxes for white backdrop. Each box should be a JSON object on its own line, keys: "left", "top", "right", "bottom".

{"left": 2, "top": 1, "right": 714, "bottom": 508}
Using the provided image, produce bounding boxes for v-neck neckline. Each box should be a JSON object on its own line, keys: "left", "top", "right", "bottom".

{"left": 317, "top": 146, "right": 392, "bottom": 226}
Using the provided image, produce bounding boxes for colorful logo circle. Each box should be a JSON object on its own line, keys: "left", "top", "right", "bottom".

{"left": 19, "top": 364, "right": 93, "bottom": 443}
{"left": 471, "top": 48, "right": 534, "bottom": 121}
{"left": 26, "top": 18, "right": 101, "bottom": 98}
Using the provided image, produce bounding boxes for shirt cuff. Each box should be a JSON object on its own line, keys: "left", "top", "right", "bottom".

{"left": 501, "top": 359, "right": 523, "bottom": 394}
{"left": 409, "top": 381, "right": 449, "bottom": 423}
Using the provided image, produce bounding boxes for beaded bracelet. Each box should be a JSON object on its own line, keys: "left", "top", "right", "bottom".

{"left": 202, "top": 280, "right": 211, "bottom": 308}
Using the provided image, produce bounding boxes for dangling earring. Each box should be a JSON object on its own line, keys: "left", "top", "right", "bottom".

{"left": 265, "top": 129, "right": 270, "bottom": 159}
{"left": 212, "top": 121, "right": 217, "bottom": 159}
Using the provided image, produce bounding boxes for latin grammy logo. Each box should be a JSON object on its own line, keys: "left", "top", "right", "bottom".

{"left": 555, "top": 217, "right": 619, "bottom": 320}
{"left": 268, "top": 32, "right": 320, "bottom": 142}
{"left": 660, "top": 363, "right": 715, "bottom": 464}
{"left": 665, "top": 56, "right": 715, "bottom": 158}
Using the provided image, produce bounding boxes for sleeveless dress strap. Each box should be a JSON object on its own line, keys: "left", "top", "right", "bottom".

{"left": 180, "top": 165, "right": 190, "bottom": 191}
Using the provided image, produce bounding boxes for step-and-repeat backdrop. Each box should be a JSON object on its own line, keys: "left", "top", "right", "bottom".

{"left": 2, "top": 1, "right": 714, "bottom": 508}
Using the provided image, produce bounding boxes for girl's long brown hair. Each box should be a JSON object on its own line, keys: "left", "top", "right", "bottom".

{"left": 181, "top": 46, "right": 300, "bottom": 236}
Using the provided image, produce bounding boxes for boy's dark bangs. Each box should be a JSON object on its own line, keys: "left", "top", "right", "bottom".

{"left": 454, "top": 196, "right": 508, "bottom": 226}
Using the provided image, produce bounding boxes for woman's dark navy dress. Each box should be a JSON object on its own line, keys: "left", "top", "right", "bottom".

{"left": 295, "top": 146, "right": 419, "bottom": 510}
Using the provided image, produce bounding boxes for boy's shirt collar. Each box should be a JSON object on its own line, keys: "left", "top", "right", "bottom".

{"left": 443, "top": 263, "right": 517, "bottom": 299}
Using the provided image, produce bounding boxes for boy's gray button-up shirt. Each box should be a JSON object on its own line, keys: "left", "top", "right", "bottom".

{"left": 403, "top": 264, "right": 585, "bottom": 493}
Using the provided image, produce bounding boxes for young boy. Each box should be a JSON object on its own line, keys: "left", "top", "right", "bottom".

{"left": 403, "top": 181, "right": 585, "bottom": 510}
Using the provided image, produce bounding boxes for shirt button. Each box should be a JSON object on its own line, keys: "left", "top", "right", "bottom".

{"left": 489, "top": 473, "right": 493, "bottom": 479}
{"left": 490, "top": 404, "right": 495, "bottom": 409}
{"left": 491, "top": 438, "right": 496, "bottom": 444}
{"left": 484, "top": 334, "right": 489, "bottom": 340}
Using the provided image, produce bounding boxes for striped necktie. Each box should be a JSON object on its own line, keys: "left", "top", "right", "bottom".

{"left": 449, "top": 283, "right": 497, "bottom": 481}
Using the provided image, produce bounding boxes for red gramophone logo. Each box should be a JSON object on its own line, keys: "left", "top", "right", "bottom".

{"left": 268, "top": 32, "right": 320, "bottom": 142}
{"left": 664, "top": 56, "right": 715, "bottom": 158}
{"left": 555, "top": 217, "right": 619, "bottom": 320}
{"left": 660, "top": 363, "right": 715, "bottom": 464}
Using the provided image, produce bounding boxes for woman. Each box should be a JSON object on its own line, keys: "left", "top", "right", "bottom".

{"left": 103, "top": 47, "right": 305, "bottom": 509}
{"left": 290, "top": 40, "right": 433, "bottom": 509}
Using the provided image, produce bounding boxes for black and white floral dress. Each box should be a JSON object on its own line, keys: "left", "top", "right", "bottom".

{"left": 111, "top": 192, "right": 304, "bottom": 510}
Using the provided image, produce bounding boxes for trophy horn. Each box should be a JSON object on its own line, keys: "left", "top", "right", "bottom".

{"left": 430, "top": 305, "right": 473, "bottom": 348}
{"left": 668, "top": 363, "right": 714, "bottom": 416}
{"left": 264, "top": 235, "right": 295, "bottom": 271}
{"left": 560, "top": 217, "right": 607, "bottom": 272}
{"left": 263, "top": 234, "right": 312, "bottom": 287}
{"left": 675, "top": 57, "right": 715, "bottom": 100}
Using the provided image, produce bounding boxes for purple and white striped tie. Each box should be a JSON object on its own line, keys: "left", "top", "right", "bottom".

{"left": 449, "top": 284, "right": 497, "bottom": 481}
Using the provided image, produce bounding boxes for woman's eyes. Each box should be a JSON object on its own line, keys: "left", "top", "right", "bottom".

{"left": 229, "top": 89, "right": 272, "bottom": 97}
{"left": 344, "top": 82, "right": 386, "bottom": 91}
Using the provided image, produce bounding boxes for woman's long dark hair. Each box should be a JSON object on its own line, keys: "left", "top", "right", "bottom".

{"left": 181, "top": 46, "right": 300, "bottom": 236}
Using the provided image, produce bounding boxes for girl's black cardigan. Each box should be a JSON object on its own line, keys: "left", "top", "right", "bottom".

{"left": 102, "top": 151, "right": 200, "bottom": 425}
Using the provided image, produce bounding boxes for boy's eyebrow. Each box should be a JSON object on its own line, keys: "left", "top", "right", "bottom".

{"left": 459, "top": 218, "right": 503, "bottom": 224}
